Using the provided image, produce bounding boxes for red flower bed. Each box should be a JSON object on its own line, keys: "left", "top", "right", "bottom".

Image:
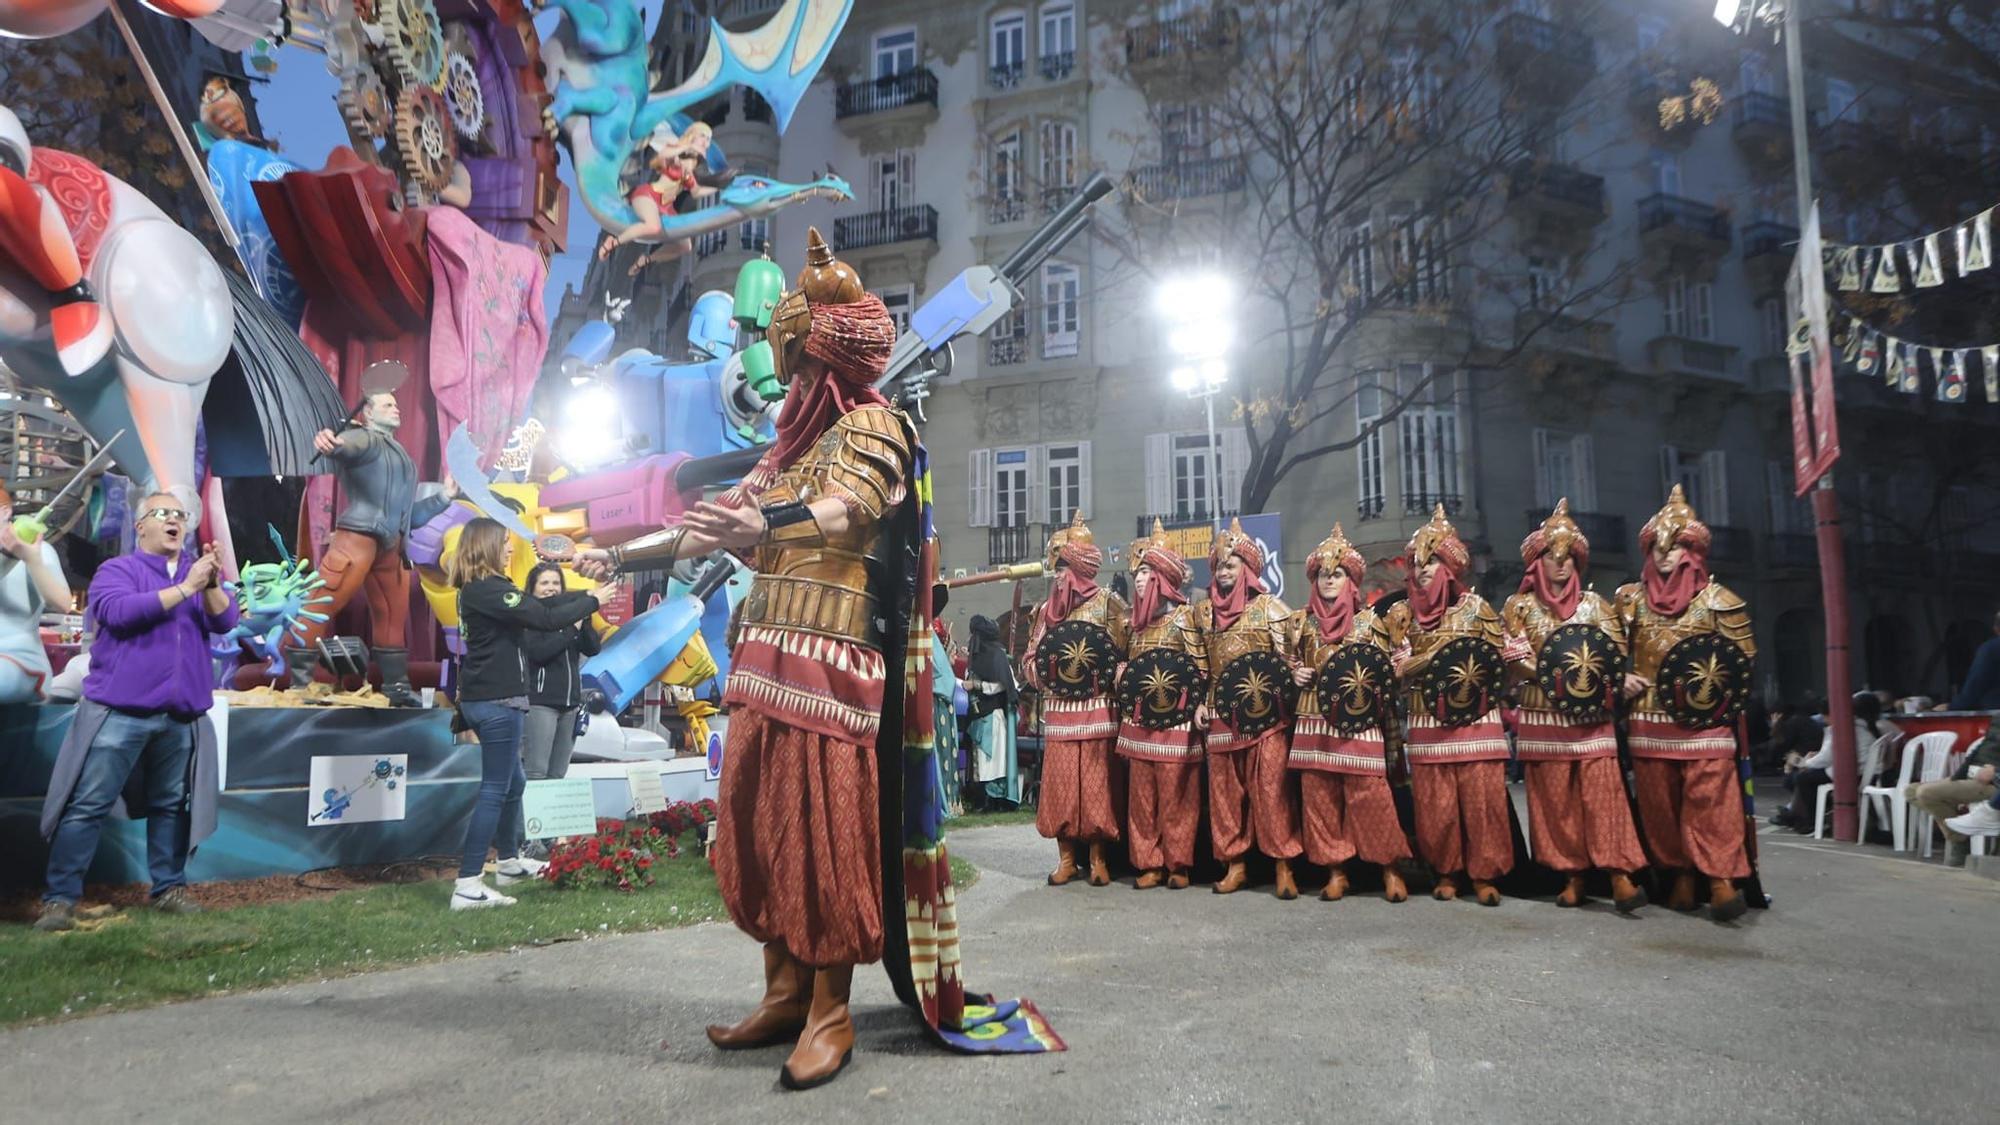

{"left": 543, "top": 800, "right": 719, "bottom": 891}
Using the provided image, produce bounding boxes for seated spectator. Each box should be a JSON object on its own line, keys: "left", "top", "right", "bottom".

{"left": 1910, "top": 716, "right": 2000, "bottom": 866}
{"left": 1771, "top": 693, "right": 1899, "bottom": 834}
{"left": 1938, "top": 611, "right": 2000, "bottom": 712}
{"left": 1759, "top": 699, "right": 1822, "bottom": 773}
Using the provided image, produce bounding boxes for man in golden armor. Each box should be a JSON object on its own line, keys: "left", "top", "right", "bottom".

{"left": 1501, "top": 500, "right": 1649, "bottom": 912}
{"left": 1115, "top": 519, "right": 1205, "bottom": 890}
{"left": 1193, "top": 519, "right": 1302, "bottom": 897}
{"left": 1025, "top": 511, "right": 1129, "bottom": 887}
{"left": 1615, "top": 485, "right": 1757, "bottom": 923}
{"left": 1382, "top": 506, "right": 1513, "bottom": 905}
{"left": 1288, "top": 524, "right": 1412, "bottom": 902}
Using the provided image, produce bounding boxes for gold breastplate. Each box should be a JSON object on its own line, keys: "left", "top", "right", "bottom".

{"left": 1130, "top": 606, "right": 1186, "bottom": 656}
{"left": 1620, "top": 581, "right": 1752, "bottom": 713}
{"left": 1506, "top": 591, "right": 1620, "bottom": 710}
{"left": 1201, "top": 594, "right": 1290, "bottom": 667}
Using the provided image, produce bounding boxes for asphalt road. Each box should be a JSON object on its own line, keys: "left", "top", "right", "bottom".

{"left": 4, "top": 818, "right": 1995, "bottom": 1124}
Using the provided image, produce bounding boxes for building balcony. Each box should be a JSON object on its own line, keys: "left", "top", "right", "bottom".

{"left": 1647, "top": 335, "right": 1740, "bottom": 382}
{"left": 1356, "top": 496, "right": 1387, "bottom": 522}
{"left": 1731, "top": 91, "right": 1790, "bottom": 164}
{"left": 694, "top": 227, "right": 731, "bottom": 259}
{"left": 1040, "top": 183, "right": 1081, "bottom": 217}
{"left": 1741, "top": 220, "right": 1798, "bottom": 293}
{"left": 1637, "top": 192, "right": 1731, "bottom": 269}
{"left": 1125, "top": 8, "right": 1240, "bottom": 83}
{"left": 1403, "top": 493, "right": 1465, "bottom": 518}
{"left": 1523, "top": 509, "right": 1627, "bottom": 554}
{"left": 832, "top": 204, "right": 938, "bottom": 253}
{"left": 989, "top": 523, "right": 1042, "bottom": 566}
{"left": 1506, "top": 160, "right": 1607, "bottom": 234}
{"left": 987, "top": 192, "right": 1028, "bottom": 225}
{"left": 1128, "top": 156, "right": 1247, "bottom": 203}
{"left": 1493, "top": 13, "right": 1596, "bottom": 102}
{"left": 1709, "top": 526, "right": 1754, "bottom": 562}
{"left": 1517, "top": 309, "right": 1616, "bottom": 366}
{"left": 834, "top": 68, "right": 940, "bottom": 145}
{"left": 1768, "top": 531, "right": 1817, "bottom": 570}
{"left": 985, "top": 300, "right": 1085, "bottom": 370}
{"left": 1039, "top": 50, "right": 1076, "bottom": 82}
{"left": 989, "top": 60, "right": 1025, "bottom": 90}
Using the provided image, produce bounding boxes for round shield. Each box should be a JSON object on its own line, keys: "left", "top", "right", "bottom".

{"left": 1217, "top": 650, "right": 1293, "bottom": 736}
{"left": 1034, "top": 620, "right": 1116, "bottom": 700}
{"left": 1116, "top": 648, "right": 1207, "bottom": 730}
{"left": 1417, "top": 636, "right": 1506, "bottom": 728}
{"left": 1533, "top": 622, "right": 1619, "bottom": 721}
{"left": 1315, "top": 642, "right": 1397, "bottom": 737}
{"left": 1657, "top": 633, "right": 1754, "bottom": 730}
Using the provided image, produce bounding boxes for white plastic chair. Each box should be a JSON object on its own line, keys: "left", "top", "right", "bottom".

{"left": 1905, "top": 732, "right": 1964, "bottom": 857}
{"left": 1815, "top": 735, "right": 1888, "bottom": 840}
{"left": 1865, "top": 731, "right": 1953, "bottom": 852}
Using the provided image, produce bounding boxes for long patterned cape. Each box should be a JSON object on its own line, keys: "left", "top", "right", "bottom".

{"left": 874, "top": 438, "right": 1064, "bottom": 1054}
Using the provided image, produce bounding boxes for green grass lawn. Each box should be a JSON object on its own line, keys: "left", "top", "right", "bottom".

{"left": 948, "top": 808, "right": 1040, "bottom": 830}
{"left": 0, "top": 851, "right": 983, "bottom": 1028}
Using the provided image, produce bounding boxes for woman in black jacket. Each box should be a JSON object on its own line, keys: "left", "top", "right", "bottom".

{"left": 520, "top": 562, "right": 601, "bottom": 781}
{"left": 445, "top": 519, "right": 601, "bottom": 911}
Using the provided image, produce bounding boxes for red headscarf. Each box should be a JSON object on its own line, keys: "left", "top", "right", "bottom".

{"left": 749, "top": 294, "right": 897, "bottom": 483}
{"left": 1644, "top": 553, "right": 1711, "bottom": 615}
{"left": 1131, "top": 545, "right": 1190, "bottom": 631}
{"left": 1208, "top": 537, "right": 1267, "bottom": 633}
{"left": 1306, "top": 550, "right": 1364, "bottom": 645}
{"left": 1041, "top": 540, "right": 1104, "bottom": 629}
{"left": 1406, "top": 565, "right": 1465, "bottom": 631}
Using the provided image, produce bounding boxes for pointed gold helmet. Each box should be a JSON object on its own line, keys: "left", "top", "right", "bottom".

{"left": 1639, "top": 484, "right": 1711, "bottom": 556}
{"left": 1407, "top": 504, "right": 1469, "bottom": 573}
{"left": 1307, "top": 521, "right": 1365, "bottom": 582}
{"left": 1046, "top": 509, "right": 1096, "bottom": 570}
{"left": 1521, "top": 498, "right": 1589, "bottom": 566}
{"left": 1129, "top": 517, "right": 1170, "bottom": 574}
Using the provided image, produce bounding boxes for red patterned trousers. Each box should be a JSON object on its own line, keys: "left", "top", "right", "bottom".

{"left": 1631, "top": 757, "right": 1750, "bottom": 879}
{"left": 1208, "top": 728, "right": 1302, "bottom": 861}
{"left": 711, "top": 709, "right": 884, "bottom": 968}
{"left": 1523, "top": 758, "right": 1647, "bottom": 874}
{"left": 1300, "top": 772, "right": 1411, "bottom": 867}
{"left": 1409, "top": 760, "right": 1513, "bottom": 880}
{"left": 1037, "top": 736, "right": 1121, "bottom": 842}
{"left": 1126, "top": 759, "right": 1201, "bottom": 872}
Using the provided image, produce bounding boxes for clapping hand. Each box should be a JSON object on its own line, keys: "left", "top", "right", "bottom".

{"left": 184, "top": 545, "right": 221, "bottom": 592}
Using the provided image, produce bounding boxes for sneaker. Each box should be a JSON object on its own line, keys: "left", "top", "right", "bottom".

{"left": 450, "top": 877, "right": 516, "bottom": 911}
{"left": 1945, "top": 804, "right": 2000, "bottom": 838}
{"left": 151, "top": 887, "right": 202, "bottom": 915}
{"left": 494, "top": 856, "right": 547, "bottom": 886}
{"left": 33, "top": 900, "right": 76, "bottom": 932}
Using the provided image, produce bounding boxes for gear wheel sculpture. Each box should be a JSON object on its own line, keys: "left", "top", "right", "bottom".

{"left": 443, "top": 50, "right": 486, "bottom": 142}
{"left": 394, "top": 84, "right": 457, "bottom": 199}
{"left": 337, "top": 67, "right": 394, "bottom": 142}
{"left": 381, "top": 0, "right": 447, "bottom": 92}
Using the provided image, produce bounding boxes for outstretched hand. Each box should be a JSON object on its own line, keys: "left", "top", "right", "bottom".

{"left": 680, "top": 501, "right": 765, "bottom": 550}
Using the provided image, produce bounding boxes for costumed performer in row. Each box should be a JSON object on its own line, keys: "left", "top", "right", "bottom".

{"left": 1616, "top": 485, "right": 1757, "bottom": 923}
{"left": 1382, "top": 506, "right": 1513, "bottom": 905}
{"left": 1501, "top": 500, "right": 1649, "bottom": 913}
{"left": 1194, "top": 519, "right": 1301, "bottom": 897}
{"left": 578, "top": 228, "right": 1058, "bottom": 1089}
{"left": 1287, "top": 523, "right": 1411, "bottom": 903}
{"left": 1026, "top": 511, "right": 1127, "bottom": 887}
{"left": 1116, "top": 519, "right": 1205, "bottom": 890}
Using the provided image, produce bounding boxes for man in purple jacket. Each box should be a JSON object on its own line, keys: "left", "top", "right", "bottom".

{"left": 36, "top": 493, "right": 238, "bottom": 932}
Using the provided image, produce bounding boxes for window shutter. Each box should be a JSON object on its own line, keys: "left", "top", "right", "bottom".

{"left": 1145, "top": 433, "right": 1171, "bottom": 515}
{"left": 1701, "top": 450, "right": 1730, "bottom": 525}
{"left": 1531, "top": 428, "right": 1552, "bottom": 508}
{"left": 1076, "top": 440, "right": 1093, "bottom": 522}
{"left": 1028, "top": 444, "right": 1050, "bottom": 525}
{"left": 1573, "top": 434, "right": 1597, "bottom": 512}
{"left": 1221, "top": 429, "right": 1251, "bottom": 513}
{"left": 968, "top": 448, "right": 993, "bottom": 527}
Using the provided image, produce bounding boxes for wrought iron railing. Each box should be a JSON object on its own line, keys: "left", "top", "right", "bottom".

{"left": 1636, "top": 193, "right": 1732, "bottom": 243}
{"left": 1356, "top": 496, "right": 1387, "bottom": 521}
{"left": 1128, "top": 155, "right": 1247, "bottom": 201}
{"left": 989, "top": 60, "right": 1024, "bottom": 89}
{"left": 835, "top": 68, "right": 940, "bottom": 118}
{"left": 832, "top": 204, "right": 939, "bottom": 251}
{"left": 988, "top": 193, "right": 1027, "bottom": 224}
{"left": 1507, "top": 160, "right": 1605, "bottom": 213}
{"left": 1040, "top": 184, "right": 1080, "bottom": 216}
{"left": 1126, "top": 9, "right": 1239, "bottom": 65}
{"left": 1403, "top": 493, "right": 1464, "bottom": 516}
{"left": 989, "top": 523, "right": 1037, "bottom": 565}
{"left": 1039, "top": 51, "right": 1076, "bottom": 80}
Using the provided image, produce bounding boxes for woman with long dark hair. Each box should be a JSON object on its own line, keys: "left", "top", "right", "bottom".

{"left": 964, "top": 615, "right": 1022, "bottom": 809}
{"left": 445, "top": 519, "right": 601, "bottom": 910}
{"left": 520, "top": 562, "right": 600, "bottom": 782}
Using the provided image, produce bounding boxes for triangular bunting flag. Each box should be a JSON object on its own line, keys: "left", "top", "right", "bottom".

{"left": 1916, "top": 233, "right": 1944, "bottom": 287}
{"left": 1985, "top": 345, "right": 2000, "bottom": 402}
{"left": 1836, "top": 246, "right": 1863, "bottom": 290}
{"left": 1967, "top": 210, "right": 1994, "bottom": 275}
{"left": 1840, "top": 319, "right": 1863, "bottom": 364}
{"left": 1940, "top": 349, "right": 1969, "bottom": 403}
{"left": 1857, "top": 330, "right": 1880, "bottom": 375}
{"left": 1901, "top": 343, "right": 1922, "bottom": 393}
{"left": 1871, "top": 247, "right": 1903, "bottom": 292}
{"left": 1884, "top": 337, "right": 1904, "bottom": 387}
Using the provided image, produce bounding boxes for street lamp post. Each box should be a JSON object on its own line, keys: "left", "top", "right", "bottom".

{"left": 1716, "top": 0, "right": 1860, "bottom": 840}
{"left": 1159, "top": 276, "right": 1236, "bottom": 531}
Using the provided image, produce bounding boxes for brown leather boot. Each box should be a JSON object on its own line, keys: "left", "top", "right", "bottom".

{"left": 1708, "top": 877, "right": 1747, "bottom": 923}
{"left": 1556, "top": 874, "right": 1587, "bottom": 908}
{"left": 1047, "top": 839, "right": 1079, "bottom": 886}
{"left": 1382, "top": 865, "right": 1408, "bottom": 903}
{"left": 780, "top": 964, "right": 855, "bottom": 1091}
{"left": 1471, "top": 878, "right": 1502, "bottom": 907}
{"left": 706, "top": 944, "right": 811, "bottom": 1049}
{"left": 1134, "top": 868, "right": 1165, "bottom": 890}
{"left": 1166, "top": 870, "right": 1190, "bottom": 890}
{"left": 1667, "top": 871, "right": 1698, "bottom": 912}
{"left": 1274, "top": 858, "right": 1300, "bottom": 900}
{"left": 1609, "top": 871, "right": 1649, "bottom": 914}
{"left": 1212, "top": 860, "right": 1248, "bottom": 894}
{"left": 1432, "top": 874, "right": 1459, "bottom": 901}
{"left": 1087, "top": 841, "right": 1112, "bottom": 886}
{"left": 1319, "top": 864, "right": 1349, "bottom": 901}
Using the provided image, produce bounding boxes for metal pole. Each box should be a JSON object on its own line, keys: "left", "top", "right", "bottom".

{"left": 1203, "top": 388, "right": 1222, "bottom": 532}
{"left": 1782, "top": 0, "right": 1858, "bottom": 841}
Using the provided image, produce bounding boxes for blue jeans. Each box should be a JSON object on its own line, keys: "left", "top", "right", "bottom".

{"left": 458, "top": 700, "right": 527, "bottom": 878}
{"left": 44, "top": 710, "right": 195, "bottom": 904}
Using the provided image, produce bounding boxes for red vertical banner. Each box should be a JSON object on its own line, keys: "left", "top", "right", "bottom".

{"left": 1789, "top": 204, "right": 1841, "bottom": 495}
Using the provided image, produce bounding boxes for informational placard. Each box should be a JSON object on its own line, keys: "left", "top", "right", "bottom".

{"left": 521, "top": 778, "right": 598, "bottom": 839}
{"left": 307, "top": 754, "right": 408, "bottom": 826}
{"left": 626, "top": 764, "right": 668, "bottom": 814}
